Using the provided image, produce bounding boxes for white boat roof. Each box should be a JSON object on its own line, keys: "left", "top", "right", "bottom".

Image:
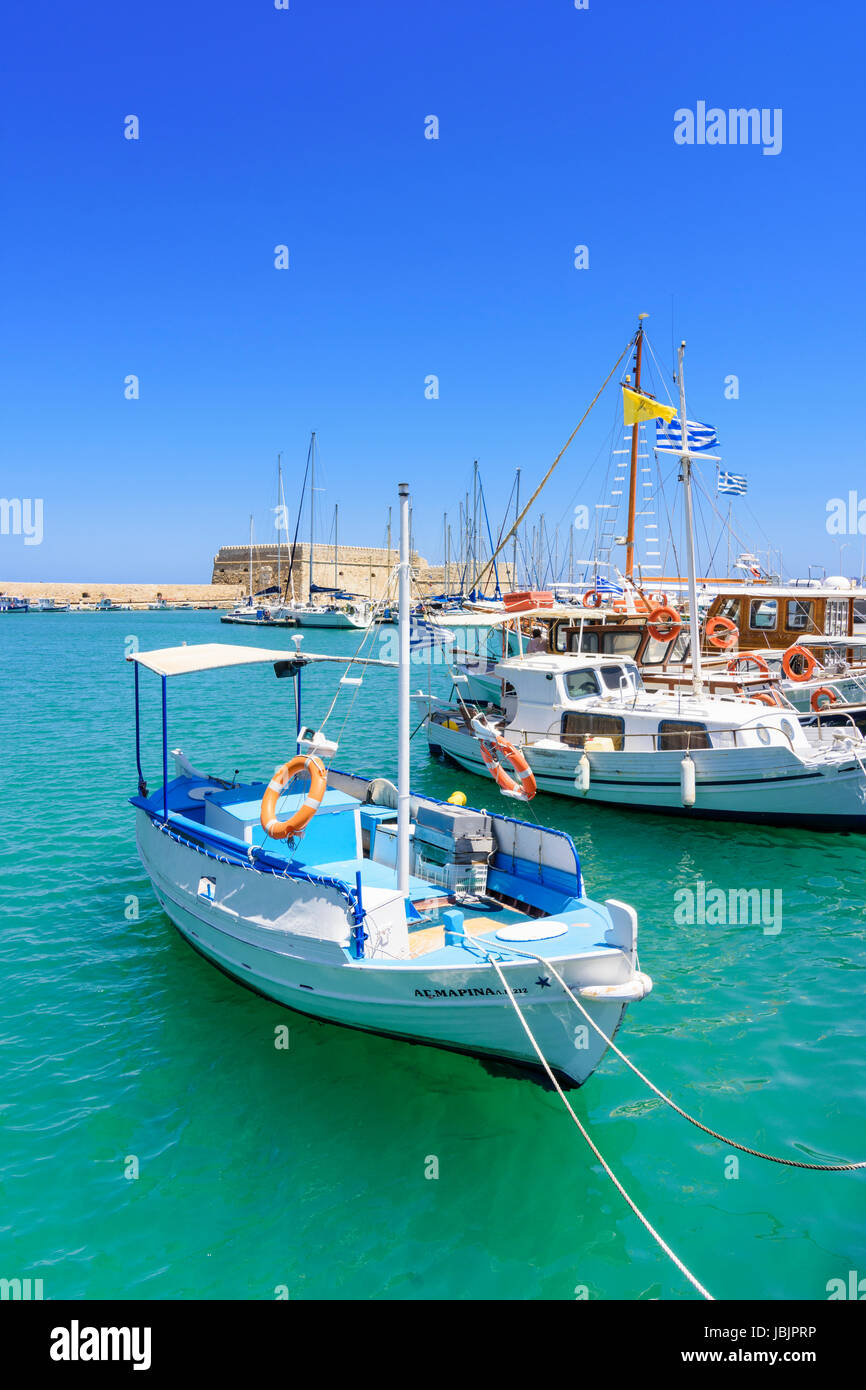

{"left": 495, "top": 652, "right": 630, "bottom": 676}
{"left": 128, "top": 642, "right": 396, "bottom": 678}
{"left": 437, "top": 605, "right": 600, "bottom": 628}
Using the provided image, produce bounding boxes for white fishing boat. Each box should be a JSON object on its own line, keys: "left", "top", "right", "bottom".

{"left": 34, "top": 596, "right": 70, "bottom": 612}
{"left": 127, "top": 485, "right": 651, "bottom": 1086}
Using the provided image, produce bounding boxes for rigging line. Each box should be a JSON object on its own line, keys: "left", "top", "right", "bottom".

{"left": 483, "top": 952, "right": 714, "bottom": 1301}
{"left": 473, "top": 335, "right": 636, "bottom": 593}
{"left": 283, "top": 438, "right": 313, "bottom": 602}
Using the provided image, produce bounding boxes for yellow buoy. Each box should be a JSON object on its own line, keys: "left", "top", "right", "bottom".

{"left": 447, "top": 791, "right": 467, "bottom": 806}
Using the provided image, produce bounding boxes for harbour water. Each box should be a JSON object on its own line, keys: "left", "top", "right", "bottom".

{"left": 1, "top": 611, "right": 864, "bottom": 1300}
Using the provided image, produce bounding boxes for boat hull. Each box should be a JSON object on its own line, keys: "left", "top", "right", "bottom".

{"left": 428, "top": 723, "right": 866, "bottom": 830}
{"left": 136, "top": 811, "right": 630, "bottom": 1086}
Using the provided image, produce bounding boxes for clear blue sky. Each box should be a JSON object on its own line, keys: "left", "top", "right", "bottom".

{"left": 2, "top": 0, "right": 864, "bottom": 582}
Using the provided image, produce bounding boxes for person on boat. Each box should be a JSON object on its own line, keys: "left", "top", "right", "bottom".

{"left": 527, "top": 626, "right": 547, "bottom": 654}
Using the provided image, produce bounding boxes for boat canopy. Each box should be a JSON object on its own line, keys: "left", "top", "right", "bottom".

{"left": 128, "top": 643, "right": 298, "bottom": 678}
{"left": 128, "top": 643, "right": 398, "bottom": 679}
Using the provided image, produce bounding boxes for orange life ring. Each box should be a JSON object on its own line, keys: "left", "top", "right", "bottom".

{"left": 782, "top": 645, "right": 817, "bottom": 683}
{"left": 649, "top": 591, "right": 669, "bottom": 608}
{"left": 260, "top": 754, "right": 328, "bottom": 840}
{"left": 727, "top": 653, "right": 769, "bottom": 678}
{"left": 583, "top": 589, "right": 603, "bottom": 609}
{"left": 750, "top": 692, "right": 778, "bottom": 706}
{"left": 646, "top": 605, "right": 682, "bottom": 642}
{"left": 705, "top": 616, "right": 738, "bottom": 650}
{"left": 479, "top": 737, "right": 537, "bottom": 801}
{"left": 811, "top": 686, "right": 838, "bottom": 712}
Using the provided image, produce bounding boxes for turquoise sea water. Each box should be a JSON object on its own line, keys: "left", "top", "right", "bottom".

{"left": 1, "top": 610, "right": 864, "bottom": 1301}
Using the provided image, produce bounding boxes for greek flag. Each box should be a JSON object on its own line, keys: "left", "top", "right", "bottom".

{"left": 594, "top": 577, "right": 623, "bottom": 595}
{"left": 410, "top": 618, "right": 454, "bottom": 652}
{"left": 656, "top": 415, "right": 719, "bottom": 453}
{"left": 718, "top": 471, "right": 747, "bottom": 496}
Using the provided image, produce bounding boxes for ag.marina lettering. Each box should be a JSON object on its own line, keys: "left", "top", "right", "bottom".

{"left": 414, "top": 985, "right": 528, "bottom": 999}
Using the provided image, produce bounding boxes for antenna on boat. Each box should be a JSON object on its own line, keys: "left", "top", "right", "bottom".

{"left": 397, "top": 482, "right": 411, "bottom": 896}
{"left": 676, "top": 341, "right": 704, "bottom": 697}
{"left": 624, "top": 313, "right": 649, "bottom": 583}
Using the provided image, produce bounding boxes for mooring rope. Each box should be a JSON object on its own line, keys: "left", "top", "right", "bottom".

{"left": 491, "top": 940, "right": 865, "bottom": 1173}
{"left": 484, "top": 953, "right": 715, "bottom": 1301}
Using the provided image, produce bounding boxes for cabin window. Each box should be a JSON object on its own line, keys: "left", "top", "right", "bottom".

{"left": 601, "top": 631, "right": 641, "bottom": 658}
{"left": 640, "top": 635, "right": 672, "bottom": 665}
{"left": 599, "top": 663, "right": 637, "bottom": 693}
{"left": 785, "top": 600, "right": 813, "bottom": 631}
{"left": 561, "top": 712, "right": 625, "bottom": 750}
{"left": 565, "top": 669, "right": 601, "bottom": 698}
{"left": 749, "top": 599, "right": 777, "bottom": 631}
{"left": 825, "top": 599, "right": 848, "bottom": 637}
{"left": 716, "top": 597, "right": 740, "bottom": 623}
{"left": 657, "top": 720, "right": 711, "bottom": 751}
{"left": 568, "top": 629, "right": 599, "bottom": 653}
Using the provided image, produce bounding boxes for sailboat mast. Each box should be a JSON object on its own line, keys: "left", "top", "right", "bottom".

{"left": 334, "top": 504, "right": 338, "bottom": 589}
{"left": 248, "top": 515, "right": 254, "bottom": 602}
{"left": 309, "top": 432, "right": 316, "bottom": 601}
{"left": 513, "top": 467, "right": 521, "bottom": 591}
{"left": 677, "top": 341, "right": 704, "bottom": 697}
{"left": 397, "top": 482, "right": 411, "bottom": 896}
{"left": 625, "top": 313, "right": 648, "bottom": 583}
{"left": 276, "top": 454, "right": 282, "bottom": 595}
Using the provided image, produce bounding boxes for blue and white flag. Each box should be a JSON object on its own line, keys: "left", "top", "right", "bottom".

{"left": 656, "top": 415, "right": 719, "bottom": 453}
{"left": 410, "top": 618, "right": 454, "bottom": 652}
{"left": 593, "top": 577, "right": 623, "bottom": 595}
{"left": 718, "top": 471, "right": 747, "bottom": 496}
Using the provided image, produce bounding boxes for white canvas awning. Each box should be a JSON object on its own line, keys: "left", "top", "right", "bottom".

{"left": 128, "top": 643, "right": 396, "bottom": 678}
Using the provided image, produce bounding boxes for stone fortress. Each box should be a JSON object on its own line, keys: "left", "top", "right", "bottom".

{"left": 211, "top": 541, "right": 514, "bottom": 602}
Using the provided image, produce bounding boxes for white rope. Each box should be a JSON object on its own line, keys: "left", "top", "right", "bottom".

{"left": 484, "top": 952, "right": 714, "bottom": 1300}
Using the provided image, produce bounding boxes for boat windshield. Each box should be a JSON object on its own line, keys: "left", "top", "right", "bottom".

{"left": 599, "top": 663, "right": 642, "bottom": 694}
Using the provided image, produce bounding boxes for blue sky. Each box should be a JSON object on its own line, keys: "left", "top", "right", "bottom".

{"left": 2, "top": 0, "right": 865, "bottom": 583}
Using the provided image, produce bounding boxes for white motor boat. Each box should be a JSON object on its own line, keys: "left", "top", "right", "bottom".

{"left": 127, "top": 485, "right": 652, "bottom": 1087}
{"left": 425, "top": 650, "right": 866, "bottom": 830}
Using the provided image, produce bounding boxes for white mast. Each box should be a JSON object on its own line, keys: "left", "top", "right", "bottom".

{"left": 677, "top": 341, "right": 704, "bottom": 697}
{"left": 248, "top": 514, "right": 254, "bottom": 604}
{"left": 397, "top": 482, "right": 411, "bottom": 896}
{"left": 276, "top": 453, "right": 282, "bottom": 596}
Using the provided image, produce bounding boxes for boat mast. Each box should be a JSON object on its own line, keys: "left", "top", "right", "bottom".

{"left": 397, "top": 482, "right": 411, "bottom": 896}
{"left": 513, "top": 467, "right": 521, "bottom": 591}
{"left": 309, "top": 431, "right": 316, "bottom": 601}
{"left": 334, "top": 504, "right": 338, "bottom": 589}
{"left": 248, "top": 514, "right": 254, "bottom": 602}
{"left": 625, "top": 313, "right": 648, "bottom": 583}
{"left": 677, "top": 341, "right": 704, "bottom": 697}
{"left": 276, "top": 453, "right": 283, "bottom": 596}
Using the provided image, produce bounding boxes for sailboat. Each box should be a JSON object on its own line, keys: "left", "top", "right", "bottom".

{"left": 127, "top": 483, "right": 652, "bottom": 1086}
{"left": 424, "top": 323, "right": 866, "bottom": 830}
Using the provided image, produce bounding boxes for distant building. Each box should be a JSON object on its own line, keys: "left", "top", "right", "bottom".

{"left": 211, "top": 541, "right": 513, "bottom": 601}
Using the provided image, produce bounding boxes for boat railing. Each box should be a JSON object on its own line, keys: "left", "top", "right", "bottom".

{"left": 524, "top": 714, "right": 803, "bottom": 755}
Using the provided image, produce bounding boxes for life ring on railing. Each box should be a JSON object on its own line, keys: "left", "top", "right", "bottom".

{"left": 705, "top": 616, "right": 738, "bottom": 650}
{"left": 646, "top": 605, "right": 682, "bottom": 642}
{"left": 811, "top": 686, "right": 838, "bottom": 712}
{"left": 727, "top": 653, "right": 769, "bottom": 678}
{"left": 260, "top": 754, "right": 328, "bottom": 840}
{"left": 750, "top": 692, "right": 778, "bottom": 706}
{"left": 583, "top": 589, "right": 603, "bottom": 609}
{"left": 479, "top": 737, "right": 537, "bottom": 801}
{"left": 782, "top": 645, "right": 817, "bottom": 682}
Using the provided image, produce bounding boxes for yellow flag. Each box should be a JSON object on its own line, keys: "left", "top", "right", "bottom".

{"left": 622, "top": 387, "right": 677, "bottom": 427}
